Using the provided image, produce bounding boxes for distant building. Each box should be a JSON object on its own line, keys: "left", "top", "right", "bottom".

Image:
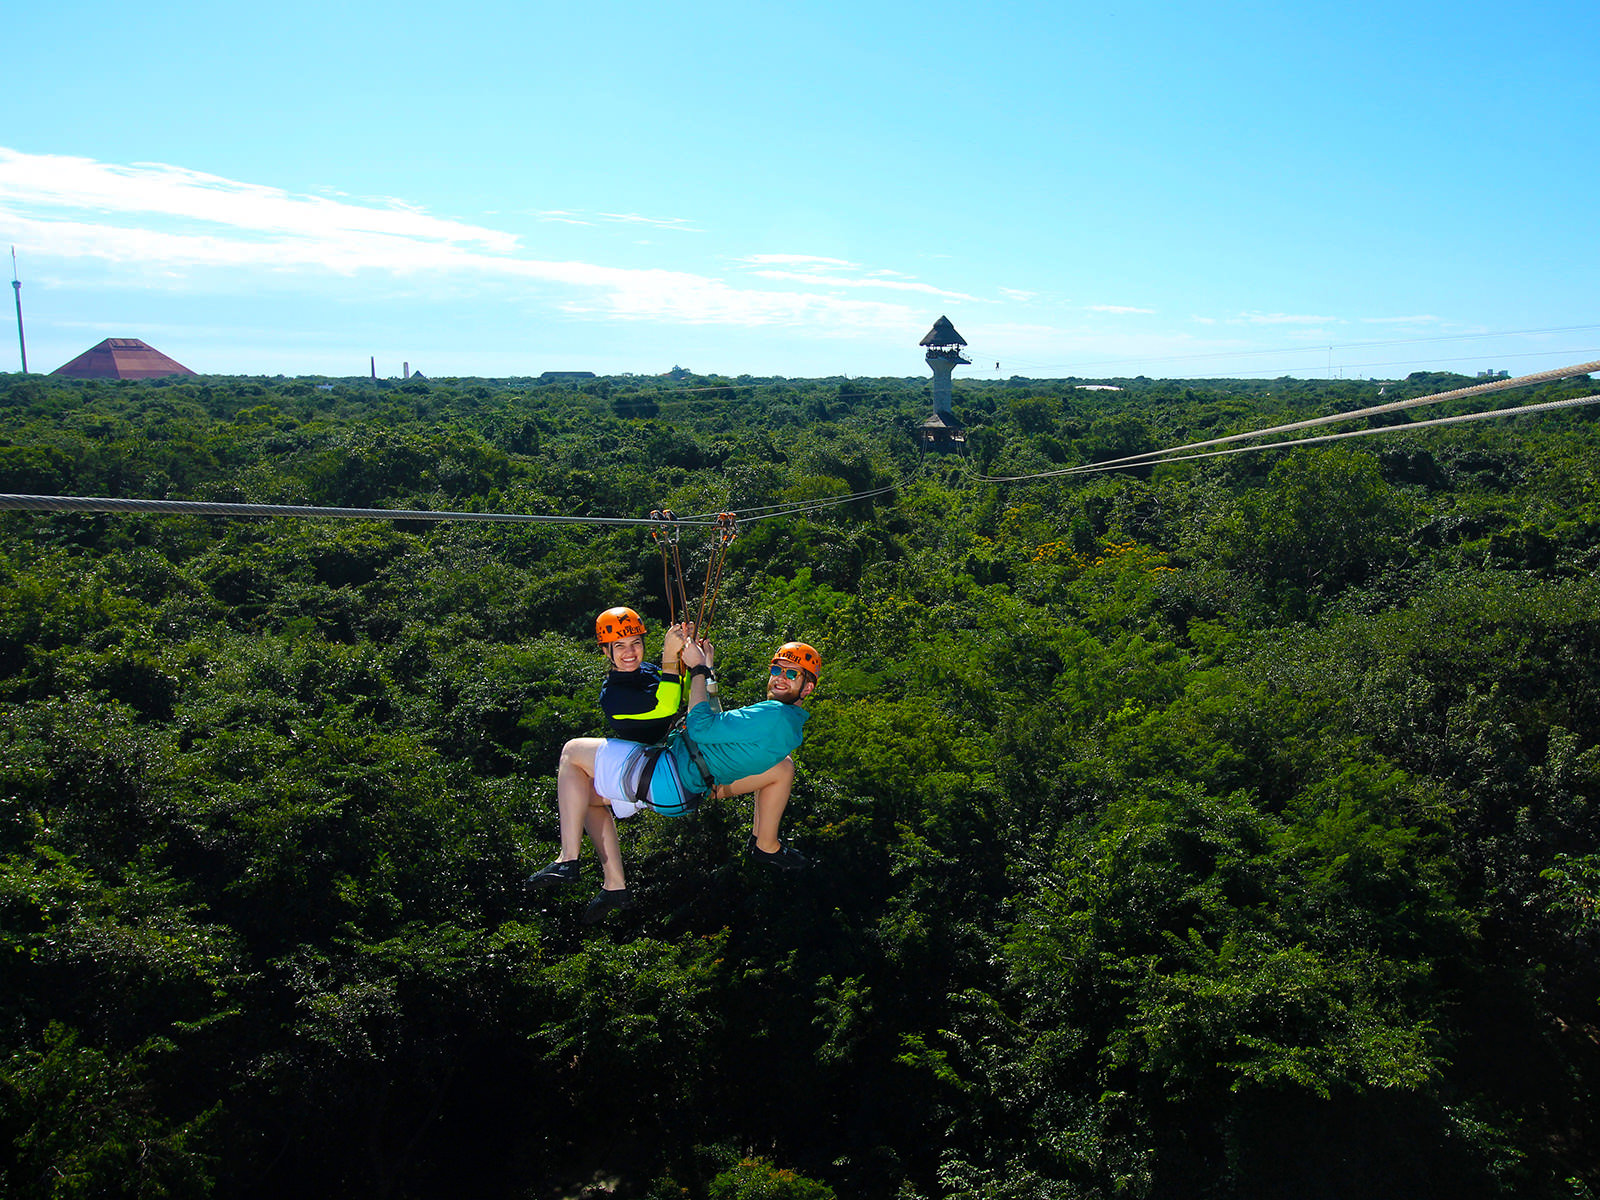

{"left": 52, "top": 338, "right": 195, "bottom": 380}
{"left": 539, "top": 370, "right": 598, "bottom": 382}
{"left": 919, "top": 411, "right": 967, "bottom": 453}
{"left": 1477, "top": 369, "right": 1510, "bottom": 380}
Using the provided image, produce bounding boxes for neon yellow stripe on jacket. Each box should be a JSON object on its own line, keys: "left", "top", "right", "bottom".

{"left": 611, "top": 677, "right": 682, "bottom": 723}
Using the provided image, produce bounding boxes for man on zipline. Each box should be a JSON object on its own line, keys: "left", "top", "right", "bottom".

{"left": 528, "top": 631, "right": 819, "bottom": 922}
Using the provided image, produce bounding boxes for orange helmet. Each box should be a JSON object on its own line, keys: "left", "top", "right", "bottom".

{"left": 595, "top": 606, "right": 647, "bottom": 643}
{"left": 771, "top": 641, "right": 821, "bottom": 680}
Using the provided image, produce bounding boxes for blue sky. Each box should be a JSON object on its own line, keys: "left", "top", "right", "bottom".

{"left": 2, "top": 0, "right": 1596, "bottom": 380}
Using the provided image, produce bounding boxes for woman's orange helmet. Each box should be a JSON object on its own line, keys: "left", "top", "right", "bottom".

{"left": 595, "top": 606, "right": 647, "bottom": 643}
{"left": 771, "top": 641, "right": 821, "bottom": 680}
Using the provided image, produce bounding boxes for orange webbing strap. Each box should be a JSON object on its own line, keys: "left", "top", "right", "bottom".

{"left": 650, "top": 510, "right": 676, "bottom": 626}
{"left": 668, "top": 522, "right": 690, "bottom": 625}
{"left": 650, "top": 509, "right": 692, "bottom": 628}
{"left": 694, "top": 513, "right": 738, "bottom": 639}
{"left": 651, "top": 508, "right": 694, "bottom": 677}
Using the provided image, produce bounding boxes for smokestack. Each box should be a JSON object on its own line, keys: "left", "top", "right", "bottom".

{"left": 404, "top": 362, "right": 410, "bottom": 379}
{"left": 371, "top": 356, "right": 376, "bottom": 381}
{"left": 10, "top": 247, "right": 25, "bottom": 375}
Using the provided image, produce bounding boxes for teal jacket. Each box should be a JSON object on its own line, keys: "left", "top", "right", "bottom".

{"left": 669, "top": 699, "right": 808, "bottom": 792}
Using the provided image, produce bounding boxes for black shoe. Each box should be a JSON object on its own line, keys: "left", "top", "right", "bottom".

{"left": 582, "top": 886, "right": 634, "bottom": 924}
{"left": 749, "top": 837, "right": 808, "bottom": 870}
{"left": 527, "top": 859, "right": 580, "bottom": 888}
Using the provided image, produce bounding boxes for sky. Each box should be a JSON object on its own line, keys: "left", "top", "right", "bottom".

{"left": 2, "top": 0, "right": 1597, "bottom": 381}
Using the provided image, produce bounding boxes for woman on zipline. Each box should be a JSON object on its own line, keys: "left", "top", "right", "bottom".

{"left": 594, "top": 606, "right": 687, "bottom": 745}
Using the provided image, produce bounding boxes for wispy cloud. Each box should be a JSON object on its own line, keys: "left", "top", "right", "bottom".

{"left": 1359, "top": 314, "right": 1441, "bottom": 325}
{"left": 747, "top": 269, "right": 979, "bottom": 302}
{"left": 595, "top": 211, "right": 702, "bottom": 232}
{"left": 534, "top": 208, "right": 701, "bottom": 231}
{"left": 0, "top": 148, "right": 911, "bottom": 333}
{"left": 739, "top": 254, "right": 858, "bottom": 268}
{"left": 736, "top": 253, "right": 978, "bottom": 301}
{"left": 1232, "top": 311, "right": 1344, "bottom": 325}
{"left": 1090, "top": 304, "right": 1156, "bottom": 315}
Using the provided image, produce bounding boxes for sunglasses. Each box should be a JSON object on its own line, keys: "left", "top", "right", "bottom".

{"left": 769, "top": 666, "right": 804, "bottom": 680}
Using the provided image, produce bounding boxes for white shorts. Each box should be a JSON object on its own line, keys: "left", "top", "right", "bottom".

{"left": 593, "top": 739, "right": 696, "bottom": 819}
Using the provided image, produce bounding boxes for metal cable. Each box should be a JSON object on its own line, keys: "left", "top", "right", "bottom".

{"left": 1064, "top": 391, "right": 1600, "bottom": 474}
{"left": 677, "top": 480, "right": 903, "bottom": 523}
{"left": 978, "top": 357, "right": 1600, "bottom": 483}
{"left": 0, "top": 494, "right": 724, "bottom": 525}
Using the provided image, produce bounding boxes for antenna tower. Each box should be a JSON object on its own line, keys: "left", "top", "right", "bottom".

{"left": 10, "top": 247, "right": 26, "bottom": 374}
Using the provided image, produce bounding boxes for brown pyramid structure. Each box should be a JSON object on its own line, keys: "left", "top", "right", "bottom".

{"left": 52, "top": 338, "right": 196, "bottom": 380}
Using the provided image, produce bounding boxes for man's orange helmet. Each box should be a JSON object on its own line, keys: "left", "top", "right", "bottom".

{"left": 771, "top": 641, "right": 821, "bottom": 680}
{"left": 595, "top": 606, "right": 647, "bottom": 643}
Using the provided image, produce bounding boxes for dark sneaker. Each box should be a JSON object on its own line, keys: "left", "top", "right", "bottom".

{"left": 527, "top": 859, "right": 580, "bottom": 888}
{"left": 582, "top": 887, "right": 634, "bottom": 924}
{"left": 749, "top": 838, "right": 809, "bottom": 870}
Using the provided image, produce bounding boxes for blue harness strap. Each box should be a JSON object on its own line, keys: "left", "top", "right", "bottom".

{"left": 628, "top": 741, "right": 703, "bottom": 818}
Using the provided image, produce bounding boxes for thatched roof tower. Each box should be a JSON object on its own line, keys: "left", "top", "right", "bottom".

{"left": 920, "top": 315, "right": 967, "bottom": 350}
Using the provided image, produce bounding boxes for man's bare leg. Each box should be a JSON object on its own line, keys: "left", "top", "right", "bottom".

{"left": 717, "top": 755, "right": 795, "bottom": 853}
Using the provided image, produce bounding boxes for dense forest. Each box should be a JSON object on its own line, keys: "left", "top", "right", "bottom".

{"left": 2, "top": 363, "right": 1599, "bottom": 1199}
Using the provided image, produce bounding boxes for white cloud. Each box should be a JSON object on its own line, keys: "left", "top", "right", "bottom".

{"left": 1359, "top": 314, "right": 1441, "bottom": 325}
{"left": 0, "top": 149, "right": 519, "bottom": 252}
{"left": 999, "top": 287, "right": 1037, "bottom": 302}
{"left": 1090, "top": 304, "right": 1156, "bottom": 315}
{"left": 0, "top": 147, "right": 914, "bottom": 333}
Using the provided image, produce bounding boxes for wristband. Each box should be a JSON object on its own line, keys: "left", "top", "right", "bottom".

{"left": 689, "top": 664, "right": 715, "bottom": 681}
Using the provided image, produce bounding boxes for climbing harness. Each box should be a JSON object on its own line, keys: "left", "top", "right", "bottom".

{"left": 624, "top": 726, "right": 713, "bottom": 817}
